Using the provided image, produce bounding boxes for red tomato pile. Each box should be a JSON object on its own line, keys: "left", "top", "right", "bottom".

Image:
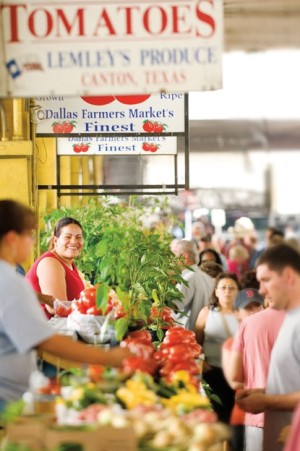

{"left": 121, "top": 330, "right": 158, "bottom": 376}
{"left": 120, "top": 327, "right": 203, "bottom": 381}
{"left": 72, "top": 287, "right": 104, "bottom": 315}
{"left": 154, "top": 327, "right": 202, "bottom": 384}
{"left": 70, "top": 287, "right": 124, "bottom": 317}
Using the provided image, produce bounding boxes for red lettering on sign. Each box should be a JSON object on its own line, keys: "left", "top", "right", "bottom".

{"left": 2, "top": 1, "right": 216, "bottom": 43}
{"left": 195, "top": 0, "right": 215, "bottom": 37}
{"left": 93, "top": 8, "right": 116, "bottom": 36}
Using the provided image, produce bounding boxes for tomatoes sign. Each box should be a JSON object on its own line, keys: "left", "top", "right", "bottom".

{"left": 0, "top": 0, "right": 223, "bottom": 97}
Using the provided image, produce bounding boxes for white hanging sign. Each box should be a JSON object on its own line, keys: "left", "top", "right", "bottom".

{"left": 57, "top": 136, "right": 177, "bottom": 155}
{"left": 35, "top": 93, "right": 186, "bottom": 135}
{"left": 0, "top": 0, "right": 223, "bottom": 97}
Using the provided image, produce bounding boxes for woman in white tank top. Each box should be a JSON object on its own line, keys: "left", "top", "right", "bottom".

{"left": 195, "top": 272, "right": 240, "bottom": 423}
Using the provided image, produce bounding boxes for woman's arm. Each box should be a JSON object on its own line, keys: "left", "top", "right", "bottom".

{"left": 37, "top": 334, "right": 133, "bottom": 368}
{"left": 194, "top": 305, "right": 209, "bottom": 345}
{"left": 222, "top": 341, "right": 244, "bottom": 390}
{"left": 36, "top": 257, "right": 68, "bottom": 300}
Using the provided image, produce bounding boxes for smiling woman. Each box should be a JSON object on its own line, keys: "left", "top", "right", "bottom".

{"left": 26, "top": 217, "right": 85, "bottom": 319}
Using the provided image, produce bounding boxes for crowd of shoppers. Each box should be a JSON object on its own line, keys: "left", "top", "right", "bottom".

{"left": 2, "top": 198, "right": 300, "bottom": 451}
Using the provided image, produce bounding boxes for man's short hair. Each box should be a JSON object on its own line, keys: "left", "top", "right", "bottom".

{"left": 256, "top": 243, "right": 300, "bottom": 273}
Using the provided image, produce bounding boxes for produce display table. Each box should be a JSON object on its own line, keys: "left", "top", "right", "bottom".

{"left": 38, "top": 350, "right": 82, "bottom": 371}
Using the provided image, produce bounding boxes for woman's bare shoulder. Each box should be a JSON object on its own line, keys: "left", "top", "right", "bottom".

{"left": 37, "top": 255, "right": 65, "bottom": 273}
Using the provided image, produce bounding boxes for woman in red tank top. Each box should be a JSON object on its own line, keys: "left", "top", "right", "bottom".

{"left": 26, "top": 217, "right": 85, "bottom": 318}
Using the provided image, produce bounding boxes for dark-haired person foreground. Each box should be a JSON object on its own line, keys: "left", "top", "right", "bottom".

{"left": 0, "top": 200, "right": 132, "bottom": 412}
{"left": 26, "top": 217, "right": 85, "bottom": 318}
{"left": 236, "top": 243, "right": 300, "bottom": 451}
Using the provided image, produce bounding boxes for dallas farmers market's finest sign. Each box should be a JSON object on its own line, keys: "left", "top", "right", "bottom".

{"left": 35, "top": 93, "right": 185, "bottom": 135}
{"left": 57, "top": 136, "right": 177, "bottom": 155}
{"left": 0, "top": 0, "right": 223, "bottom": 97}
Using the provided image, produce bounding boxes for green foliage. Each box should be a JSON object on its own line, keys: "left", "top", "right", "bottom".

{"left": 0, "top": 400, "right": 25, "bottom": 423}
{"left": 40, "top": 196, "right": 185, "bottom": 339}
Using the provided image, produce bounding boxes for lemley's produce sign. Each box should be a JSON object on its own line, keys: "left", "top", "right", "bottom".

{"left": 0, "top": 0, "right": 223, "bottom": 97}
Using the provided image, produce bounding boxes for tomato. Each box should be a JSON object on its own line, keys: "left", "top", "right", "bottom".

{"left": 159, "top": 359, "right": 199, "bottom": 377}
{"left": 72, "top": 299, "right": 88, "bottom": 314}
{"left": 167, "top": 345, "right": 194, "bottom": 363}
{"left": 114, "top": 95, "right": 151, "bottom": 105}
{"left": 128, "top": 330, "right": 152, "bottom": 344}
{"left": 142, "top": 142, "right": 151, "bottom": 151}
{"left": 73, "top": 144, "right": 82, "bottom": 153}
{"left": 170, "top": 360, "right": 200, "bottom": 375}
{"left": 52, "top": 122, "right": 64, "bottom": 133}
{"left": 49, "top": 385, "right": 61, "bottom": 395}
{"left": 189, "top": 343, "right": 203, "bottom": 358}
{"left": 80, "top": 287, "right": 96, "bottom": 308}
{"left": 149, "top": 144, "right": 158, "bottom": 153}
{"left": 126, "top": 342, "right": 155, "bottom": 358}
{"left": 81, "top": 144, "right": 89, "bottom": 152}
{"left": 165, "top": 327, "right": 196, "bottom": 338}
{"left": 114, "top": 303, "right": 125, "bottom": 319}
{"left": 105, "top": 296, "right": 116, "bottom": 314}
{"left": 122, "top": 356, "right": 158, "bottom": 375}
{"left": 55, "top": 304, "right": 72, "bottom": 317}
{"left": 153, "top": 122, "right": 164, "bottom": 133}
{"left": 86, "top": 305, "right": 103, "bottom": 315}
{"left": 62, "top": 121, "right": 75, "bottom": 133}
{"left": 143, "top": 120, "right": 154, "bottom": 132}
{"left": 81, "top": 95, "right": 115, "bottom": 106}
{"left": 153, "top": 350, "right": 168, "bottom": 364}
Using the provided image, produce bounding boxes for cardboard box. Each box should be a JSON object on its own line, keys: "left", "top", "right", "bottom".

{"left": 3, "top": 417, "right": 137, "bottom": 451}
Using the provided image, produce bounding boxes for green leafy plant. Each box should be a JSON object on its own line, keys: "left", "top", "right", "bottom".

{"left": 39, "top": 197, "right": 186, "bottom": 340}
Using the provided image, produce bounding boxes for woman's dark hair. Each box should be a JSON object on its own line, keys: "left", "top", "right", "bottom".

{"left": 0, "top": 199, "right": 36, "bottom": 239}
{"left": 49, "top": 217, "right": 83, "bottom": 250}
{"left": 198, "top": 248, "right": 223, "bottom": 266}
{"left": 209, "top": 272, "right": 240, "bottom": 309}
{"left": 239, "top": 269, "right": 259, "bottom": 290}
{"left": 200, "top": 261, "right": 224, "bottom": 279}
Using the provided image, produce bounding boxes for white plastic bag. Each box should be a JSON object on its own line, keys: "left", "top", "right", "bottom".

{"left": 66, "top": 310, "right": 113, "bottom": 344}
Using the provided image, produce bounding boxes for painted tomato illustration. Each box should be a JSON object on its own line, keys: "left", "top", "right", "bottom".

{"left": 142, "top": 120, "right": 154, "bottom": 132}
{"left": 81, "top": 96, "right": 115, "bottom": 106}
{"left": 153, "top": 122, "right": 165, "bottom": 133}
{"left": 142, "top": 142, "right": 151, "bottom": 151}
{"left": 81, "top": 94, "right": 151, "bottom": 106}
{"left": 149, "top": 143, "right": 159, "bottom": 153}
{"left": 62, "top": 120, "right": 77, "bottom": 133}
{"left": 72, "top": 143, "right": 90, "bottom": 153}
{"left": 52, "top": 122, "right": 64, "bottom": 133}
{"left": 81, "top": 144, "right": 89, "bottom": 152}
{"left": 73, "top": 143, "right": 82, "bottom": 153}
{"left": 114, "top": 94, "right": 151, "bottom": 105}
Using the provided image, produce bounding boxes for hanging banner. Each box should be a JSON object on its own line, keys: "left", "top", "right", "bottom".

{"left": 57, "top": 136, "right": 177, "bottom": 155}
{"left": 0, "top": 0, "right": 223, "bottom": 97}
{"left": 35, "top": 93, "right": 185, "bottom": 135}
